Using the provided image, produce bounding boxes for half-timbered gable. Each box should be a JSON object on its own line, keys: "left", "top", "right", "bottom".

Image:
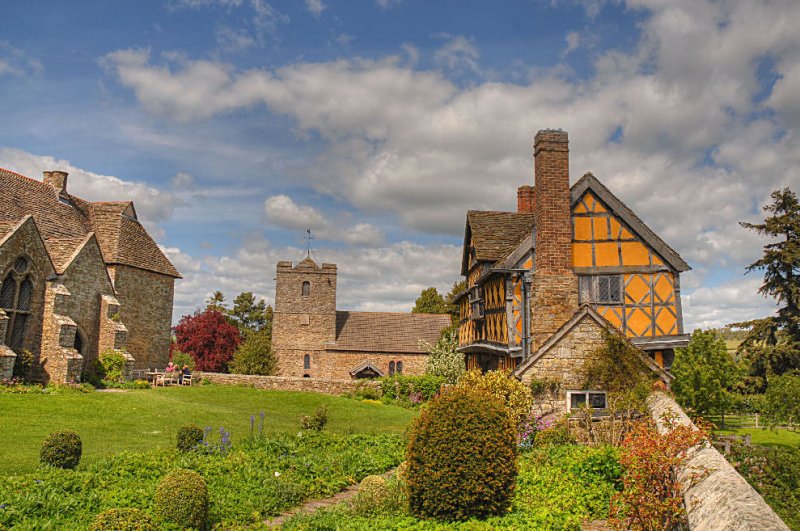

{"left": 456, "top": 129, "right": 691, "bottom": 397}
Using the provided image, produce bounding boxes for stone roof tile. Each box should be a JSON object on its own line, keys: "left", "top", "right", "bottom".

{"left": 331, "top": 311, "right": 451, "bottom": 353}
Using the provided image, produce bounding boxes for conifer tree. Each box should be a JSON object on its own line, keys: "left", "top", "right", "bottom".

{"left": 412, "top": 287, "right": 448, "bottom": 314}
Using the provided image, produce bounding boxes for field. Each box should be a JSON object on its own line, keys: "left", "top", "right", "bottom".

{"left": 0, "top": 384, "right": 414, "bottom": 474}
{"left": 709, "top": 414, "right": 800, "bottom": 448}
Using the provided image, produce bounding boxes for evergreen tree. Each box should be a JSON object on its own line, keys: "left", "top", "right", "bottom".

{"left": 736, "top": 187, "right": 800, "bottom": 388}
{"left": 229, "top": 329, "right": 277, "bottom": 376}
{"left": 412, "top": 287, "right": 448, "bottom": 314}
{"left": 671, "top": 329, "right": 741, "bottom": 426}
{"left": 205, "top": 291, "right": 226, "bottom": 312}
{"left": 444, "top": 279, "right": 467, "bottom": 323}
{"left": 229, "top": 292, "right": 269, "bottom": 337}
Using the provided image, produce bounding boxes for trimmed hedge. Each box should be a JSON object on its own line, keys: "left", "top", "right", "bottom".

{"left": 89, "top": 508, "right": 156, "bottom": 530}
{"left": 406, "top": 386, "right": 517, "bottom": 521}
{"left": 40, "top": 430, "right": 82, "bottom": 469}
{"left": 380, "top": 375, "right": 444, "bottom": 402}
{"left": 154, "top": 469, "right": 209, "bottom": 529}
{"left": 177, "top": 424, "right": 204, "bottom": 452}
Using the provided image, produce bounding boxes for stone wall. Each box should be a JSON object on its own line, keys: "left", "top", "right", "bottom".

{"left": 195, "top": 371, "right": 381, "bottom": 396}
{"left": 647, "top": 392, "right": 790, "bottom": 531}
{"left": 108, "top": 265, "right": 174, "bottom": 370}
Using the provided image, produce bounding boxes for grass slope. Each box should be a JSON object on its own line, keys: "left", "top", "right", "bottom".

{"left": 0, "top": 384, "right": 414, "bottom": 474}
{"left": 709, "top": 415, "right": 800, "bottom": 448}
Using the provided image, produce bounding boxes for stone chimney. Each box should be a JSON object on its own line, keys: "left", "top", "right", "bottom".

{"left": 43, "top": 171, "right": 69, "bottom": 196}
{"left": 530, "top": 129, "right": 578, "bottom": 348}
{"left": 517, "top": 185, "right": 534, "bottom": 213}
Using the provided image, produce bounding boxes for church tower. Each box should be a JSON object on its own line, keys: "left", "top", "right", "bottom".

{"left": 271, "top": 257, "right": 337, "bottom": 377}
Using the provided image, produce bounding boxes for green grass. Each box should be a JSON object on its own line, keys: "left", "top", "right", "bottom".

{"left": 708, "top": 414, "right": 800, "bottom": 448}
{"left": 0, "top": 384, "right": 414, "bottom": 474}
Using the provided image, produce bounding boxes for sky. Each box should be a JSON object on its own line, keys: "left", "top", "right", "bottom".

{"left": 1, "top": 0, "right": 798, "bottom": 329}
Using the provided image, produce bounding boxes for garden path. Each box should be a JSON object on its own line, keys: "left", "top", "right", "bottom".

{"left": 264, "top": 468, "right": 397, "bottom": 528}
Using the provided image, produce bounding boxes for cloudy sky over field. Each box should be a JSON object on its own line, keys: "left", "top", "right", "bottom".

{"left": 1, "top": 0, "right": 797, "bottom": 328}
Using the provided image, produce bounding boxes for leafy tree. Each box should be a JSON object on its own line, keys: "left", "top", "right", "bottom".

{"left": 444, "top": 279, "right": 467, "bottom": 322}
{"left": 205, "top": 291, "right": 226, "bottom": 312}
{"left": 229, "top": 292, "right": 270, "bottom": 337}
{"left": 173, "top": 309, "right": 241, "bottom": 373}
{"left": 412, "top": 287, "right": 448, "bottom": 314}
{"left": 671, "top": 329, "right": 741, "bottom": 426}
{"left": 736, "top": 187, "right": 800, "bottom": 388}
{"left": 423, "top": 330, "right": 465, "bottom": 384}
{"left": 763, "top": 372, "right": 800, "bottom": 427}
{"left": 229, "top": 329, "right": 278, "bottom": 376}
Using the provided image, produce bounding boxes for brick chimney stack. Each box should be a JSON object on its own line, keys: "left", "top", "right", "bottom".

{"left": 517, "top": 185, "right": 534, "bottom": 213}
{"left": 43, "top": 171, "right": 69, "bottom": 196}
{"left": 530, "top": 129, "right": 578, "bottom": 348}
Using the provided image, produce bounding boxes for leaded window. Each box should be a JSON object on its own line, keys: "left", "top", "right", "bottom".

{"left": 389, "top": 361, "right": 395, "bottom": 376}
{"left": 303, "top": 354, "right": 311, "bottom": 370}
{"left": 396, "top": 361, "right": 403, "bottom": 375}
{"left": 578, "top": 275, "right": 622, "bottom": 305}
{"left": 1, "top": 257, "right": 34, "bottom": 350}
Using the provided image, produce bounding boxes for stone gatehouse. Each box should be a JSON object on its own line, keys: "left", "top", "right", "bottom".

{"left": 0, "top": 168, "right": 180, "bottom": 382}
{"left": 271, "top": 257, "right": 451, "bottom": 379}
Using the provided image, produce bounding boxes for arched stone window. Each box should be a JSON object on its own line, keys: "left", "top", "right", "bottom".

{"left": 388, "top": 361, "right": 395, "bottom": 376}
{"left": 396, "top": 361, "right": 403, "bottom": 375}
{"left": 303, "top": 353, "right": 310, "bottom": 370}
{"left": 1, "top": 256, "right": 34, "bottom": 350}
{"left": 302, "top": 281, "right": 310, "bottom": 296}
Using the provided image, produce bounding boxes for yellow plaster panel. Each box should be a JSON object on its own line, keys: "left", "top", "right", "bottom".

{"left": 574, "top": 201, "right": 588, "bottom": 214}
{"left": 523, "top": 257, "right": 533, "bottom": 269}
{"left": 655, "top": 309, "right": 677, "bottom": 335}
{"left": 595, "top": 242, "right": 620, "bottom": 266}
{"left": 654, "top": 351, "right": 664, "bottom": 368}
{"left": 621, "top": 241, "right": 650, "bottom": 266}
{"left": 598, "top": 306, "right": 623, "bottom": 329}
{"left": 626, "top": 307, "right": 652, "bottom": 337}
{"left": 654, "top": 274, "right": 675, "bottom": 303}
{"left": 609, "top": 217, "right": 622, "bottom": 239}
{"left": 514, "top": 281, "right": 522, "bottom": 299}
{"left": 572, "top": 243, "right": 594, "bottom": 267}
{"left": 592, "top": 217, "right": 609, "bottom": 240}
{"left": 651, "top": 254, "right": 664, "bottom": 265}
{"left": 573, "top": 217, "right": 592, "bottom": 240}
{"left": 625, "top": 274, "right": 650, "bottom": 304}
{"left": 620, "top": 227, "right": 634, "bottom": 240}
{"left": 585, "top": 194, "right": 597, "bottom": 212}
{"left": 593, "top": 199, "right": 607, "bottom": 213}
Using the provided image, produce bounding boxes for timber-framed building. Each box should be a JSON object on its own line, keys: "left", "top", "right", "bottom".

{"left": 456, "top": 130, "right": 688, "bottom": 408}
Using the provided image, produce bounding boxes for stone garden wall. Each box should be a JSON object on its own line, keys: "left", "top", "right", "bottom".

{"left": 194, "top": 371, "right": 380, "bottom": 396}
{"left": 647, "top": 392, "right": 789, "bottom": 531}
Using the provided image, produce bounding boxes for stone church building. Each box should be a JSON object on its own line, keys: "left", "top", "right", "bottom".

{"left": 457, "top": 130, "right": 685, "bottom": 410}
{"left": 0, "top": 168, "right": 180, "bottom": 383}
{"left": 272, "top": 257, "right": 451, "bottom": 379}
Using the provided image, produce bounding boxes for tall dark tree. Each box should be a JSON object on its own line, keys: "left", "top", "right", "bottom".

{"left": 205, "top": 290, "right": 226, "bottom": 312}
{"left": 229, "top": 292, "right": 269, "bottom": 337}
{"left": 412, "top": 287, "right": 448, "bottom": 314}
{"left": 445, "top": 279, "right": 467, "bottom": 323}
{"left": 736, "top": 187, "right": 800, "bottom": 388}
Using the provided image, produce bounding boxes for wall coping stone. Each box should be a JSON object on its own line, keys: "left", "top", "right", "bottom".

{"left": 647, "top": 392, "right": 789, "bottom": 531}
{"left": 195, "top": 372, "right": 380, "bottom": 396}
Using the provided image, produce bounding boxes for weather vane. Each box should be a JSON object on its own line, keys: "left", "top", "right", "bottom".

{"left": 305, "top": 228, "right": 315, "bottom": 257}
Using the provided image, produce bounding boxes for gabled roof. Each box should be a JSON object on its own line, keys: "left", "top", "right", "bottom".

{"left": 44, "top": 236, "right": 91, "bottom": 274}
{"left": 331, "top": 311, "right": 451, "bottom": 353}
{"left": 0, "top": 167, "right": 181, "bottom": 278}
{"left": 571, "top": 173, "right": 690, "bottom": 272}
{"left": 514, "top": 304, "right": 672, "bottom": 383}
{"left": 461, "top": 211, "right": 536, "bottom": 275}
{"left": 349, "top": 361, "right": 385, "bottom": 378}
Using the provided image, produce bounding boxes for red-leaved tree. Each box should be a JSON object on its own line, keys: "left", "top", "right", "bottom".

{"left": 173, "top": 309, "right": 241, "bottom": 372}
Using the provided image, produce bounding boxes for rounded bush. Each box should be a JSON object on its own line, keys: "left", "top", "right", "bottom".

{"left": 40, "top": 430, "right": 82, "bottom": 469}
{"left": 89, "top": 508, "right": 156, "bottom": 531}
{"left": 154, "top": 469, "right": 209, "bottom": 529}
{"left": 177, "top": 424, "right": 204, "bottom": 452}
{"left": 406, "top": 386, "right": 517, "bottom": 521}
{"left": 358, "top": 474, "right": 388, "bottom": 504}
{"left": 456, "top": 369, "right": 533, "bottom": 427}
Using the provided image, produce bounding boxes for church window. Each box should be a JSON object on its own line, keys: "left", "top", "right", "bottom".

{"left": 1, "top": 257, "right": 34, "bottom": 350}
{"left": 302, "top": 281, "right": 310, "bottom": 296}
{"left": 303, "top": 354, "right": 310, "bottom": 370}
{"left": 389, "top": 361, "right": 395, "bottom": 376}
{"left": 396, "top": 361, "right": 403, "bottom": 375}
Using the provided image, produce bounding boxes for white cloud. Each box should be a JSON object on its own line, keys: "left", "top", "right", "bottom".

{"left": 376, "top": 0, "right": 402, "bottom": 9}
{"left": 0, "top": 147, "right": 180, "bottom": 235}
{"left": 0, "top": 41, "right": 43, "bottom": 77}
{"left": 683, "top": 275, "right": 778, "bottom": 330}
{"left": 433, "top": 34, "right": 480, "bottom": 74}
{"left": 214, "top": 26, "right": 257, "bottom": 53}
{"left": 563, "top": 31, "right": 581, "bottom": 56}
{"left": 264, "top": 194, "right": 384, "bottom": 246}
{"left": 305, "top": 0, "right": 325, "bottom": 18}
{"left": 170, "top": 172, "right": 196, "bottom": 191}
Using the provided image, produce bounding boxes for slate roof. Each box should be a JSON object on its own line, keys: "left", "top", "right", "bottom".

{"left": 44, "top": 237, "right": 89, "bottom": 274}
{"left": 0, "top": 167, "right": 180, "bottom": 278}
{"left": 330, "top": 311, "right": 452, "bottom": 353}
{"left": 461, "top": 211, "right": 536, "bottom": 274}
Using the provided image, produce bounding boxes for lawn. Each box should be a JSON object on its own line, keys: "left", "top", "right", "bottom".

{"left": 0, "top": 384, "right": 415, "bottom": 474}
{"left": 708, "top": 414, "right": 800, "bottom": 448}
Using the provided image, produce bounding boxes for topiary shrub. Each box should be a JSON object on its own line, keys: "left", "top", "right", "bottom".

{"left": 40, "top": 430, "right": 82, "bottom": 469}
{"left": 406, "top": 386, "right": 517, "bottom": 521}
{"left": 300, "top": 405, "right": 328, "bottom": 431}
{"left": 154, "top": 469, "right": 209, "bottom": 530}
{"left": 177, "top": 424, "right": 204, "bottom": 452}
{"left": 456, "top": 369, "right": 533, "bottom": 427}
{"left": 89, "top": 508, "right": 156, "bottom": 530}
{"left": 357, "top": 475, "right": 388, "bottom": 504}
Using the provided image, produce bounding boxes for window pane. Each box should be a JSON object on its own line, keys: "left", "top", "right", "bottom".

{"left": 13, "top": 257, "right": 28, "bottom": 274}
{"left": 598, "top": 277, "right": 610, "bottom": 302}
{"left": 589, "top": 393, "right": 606, "bottom": 409}
{"left": 17, "top": 277, "right": 33, "bottom": 311}
{"left": 302, "top": 281, "right": 310, "bottom": 296}
{"left": 10, "top": 314, "right": 26, "bottom": 349}
{"left": 303, "top": 354, "right": 310, "bottom": 369}
{"left": 579, "top": 276, "right": 592, "bottom": 303}
{"left": 609, "top": 276, "right": 621, "bottom": 303}
{"left": 389, "top": 361, "right": 395, "bottom": 376}
{"left": 0, "top": 274, "right": 15, "bottom": 309}
{"left": 396, "top": 361, "right": 403, "bottom": 375}
{"left": 570, "top": 393, "right": 586, "bottom": 409}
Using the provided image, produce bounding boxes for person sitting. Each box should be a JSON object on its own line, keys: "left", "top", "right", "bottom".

{"left": 179, "top": 365, "right": 191, "bottom": 384}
